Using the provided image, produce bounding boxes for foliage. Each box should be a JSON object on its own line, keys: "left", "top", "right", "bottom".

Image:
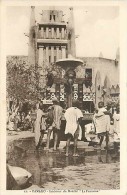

{"left": 6, "top": 56, "right": 62, "bottom": 103}
{"left": 7, "top": 56, "right": 39, "bottom": 102}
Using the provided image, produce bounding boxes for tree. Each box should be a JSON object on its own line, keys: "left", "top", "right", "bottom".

{"left": 7, "top": 56, "right": 63, "bottom": 106}
{"left": 6, "top": 56, "right": 39, "bottom": 103}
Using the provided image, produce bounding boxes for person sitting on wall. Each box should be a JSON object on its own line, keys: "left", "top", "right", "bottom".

{"left": 64, "top": 100, "right": 83, "bottom": 157}
{"left": 46, "top": 97, "right": 63, "bottom": 151}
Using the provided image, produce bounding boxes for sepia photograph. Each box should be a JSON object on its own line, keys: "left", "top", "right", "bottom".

{"left": 1, "top": 2, "right": 124, "bottom": 192}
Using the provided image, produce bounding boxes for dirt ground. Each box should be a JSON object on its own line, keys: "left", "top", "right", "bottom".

{"left": 41, "top": 162, "right": 120, "bottom": 190}
{"left": 7, "top": 130, "right": 120, "bottom": 190}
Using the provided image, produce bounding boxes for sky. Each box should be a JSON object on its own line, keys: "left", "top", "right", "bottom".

{"left": 6, "top": 6, "right": 119, "bottom": 59}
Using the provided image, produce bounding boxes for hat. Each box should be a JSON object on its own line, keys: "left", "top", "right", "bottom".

{"left": 52, "top": 97, "right": 59, "bottom": 103}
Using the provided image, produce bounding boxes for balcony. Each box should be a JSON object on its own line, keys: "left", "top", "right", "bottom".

{"left": 38, "top": 22, "right": 67, "bottom": 28}
{"left": 37, "top": 38, "right": 68, "bottom": 46}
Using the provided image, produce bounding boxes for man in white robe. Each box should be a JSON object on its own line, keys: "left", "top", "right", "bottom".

{"left": 64, "top": 100, "right": 83, "bottom": 156}
{"left": 93, "top": 101, "right": 110, "bottom": 148}
{"left": 35, "top": 103, "right": 46, "bottom": 149}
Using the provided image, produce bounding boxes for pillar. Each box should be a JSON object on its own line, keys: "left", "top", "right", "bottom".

{"left": 56, "top": 27, "right": 59, "bottom": 39}
{"left": 38, "top": 46, "right": 47, "bottom": 88}
{"left": 61, "top": 27, "right": 64, "bottom": 39}
{"left": 38, "top": 46, "right": 44, "bottom": 66}
{"left": 40, "top": 27, "right": 44, "bottom": 38}
{"left": 51, "top": 46, "right": 54, "bottom": 63}
{"left": 56, "top": 46, "right": 59, "bottom": 60}
{"left": 28, "top": 6, "right": 36, "bottom": 66}
{"left": 95, "top": 71, "right": 102, "bottom": 107}
{"left": 68, "top": 7, "right": 76, "bottom": 57}
{"left": 46, "top": 27, "right": 49, "bottom": 38}
{"left": 45, "top": 46, "right": 49, "bottom": 65}
{"left": 51, "top": 27, "right": 54, "bottom": 39}
{"left": 61, "top": 46, "right": 66, "bottom": 58}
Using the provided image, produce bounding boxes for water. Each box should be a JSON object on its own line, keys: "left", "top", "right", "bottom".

{"left": 8, "top": 138, "right": 120, "bottom": 189}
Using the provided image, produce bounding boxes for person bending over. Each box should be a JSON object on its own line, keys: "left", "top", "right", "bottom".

{"left": 64, "top": 100, "right": 83, "bottom": 157}
{"left": 46, "top": 97, "right": 63, "bottom": 151}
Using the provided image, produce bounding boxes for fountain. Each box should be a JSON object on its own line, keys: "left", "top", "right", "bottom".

{"left": 56, "top": 7, "right": 84, "bottom": 107}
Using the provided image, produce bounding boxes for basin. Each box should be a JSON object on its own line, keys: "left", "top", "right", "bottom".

{"left": 56, "top": 58, "right": 83, "bottom": 71}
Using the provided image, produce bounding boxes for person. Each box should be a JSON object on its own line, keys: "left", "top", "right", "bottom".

{"left": 46, "top": 97, "right": 63, "bottom": 151}
{"left": 93, "top": 101, "right": 110, "bottom": 148}
{"left": 34, "top": 103, "right": 47, "bottom": 150}
{"left": 113, "top": 106, "right": 120, "bottom": 154}
{"left": 7, "top": 112, "right": 15, "bottom": 131}
{"left": 64, "top": 100, "right": 83, "bottom": 157}
{"left": 13, "top": 112, "right": 21, "bottom": 131}
{"left": 30, "top": 105, "right": 37, "bottom": 133}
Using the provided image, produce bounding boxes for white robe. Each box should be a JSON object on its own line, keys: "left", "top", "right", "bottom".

{"left": 34, "top": 109, "right": 43, "bottom": 146}
{"left": 64, "top": 107, "right": 83, "bottom": 140}
{"left": 93, "top": 110, "right": 110, "bottom": 134}
{"left": 113, "top": 113, "right": 120, "bottom": 142}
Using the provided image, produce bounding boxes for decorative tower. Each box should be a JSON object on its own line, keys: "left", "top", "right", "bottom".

{"left": 28, "top": 6, "right": 36, "bottom": 67}
{"left": 67, "top": 7, "right": 76, "bottom": 57}
{"left": 36, "top": 9, "right": 68, "bottom": 89}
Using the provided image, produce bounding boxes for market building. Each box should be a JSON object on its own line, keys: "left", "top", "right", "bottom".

{"left": 7, "top": 6, "right": 120, "bottom": 113}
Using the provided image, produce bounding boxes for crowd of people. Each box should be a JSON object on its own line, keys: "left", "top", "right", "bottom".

{"left": 7, "top": 97, "right": 120, "bottom": 156}
{"left": 7, "top": 99, "right": 35, "bottom": 132}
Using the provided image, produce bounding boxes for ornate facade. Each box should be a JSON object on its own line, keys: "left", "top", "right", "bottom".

{"left": 8, "top": 6, "right": 119, "bottom": 112}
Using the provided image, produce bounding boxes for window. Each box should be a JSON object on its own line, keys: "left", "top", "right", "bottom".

{"left": 85, "top": 69, "right": 92, "bottom": 78}
{"left": 50, "top": 15, "right": 52, "bottom": 21}
{"left": 54, "top": 56, "right": 56, "bottom": 62}
{"left": 53, "top": 15, "right": 55, "bottom": 21}
{"left": 54, "top": 28, "right": 56, "bottom": 39}
{"left": 49, "top": 56, "right": 51, "bottom": 63}
{"left": 44, "top": 28, "right": 46, "bottom": 38}
{"left": 49, "top": 28, "right": 51, "bottom": 38}
{"left": 84, "top": 68, "right": 92, "bottom": 88}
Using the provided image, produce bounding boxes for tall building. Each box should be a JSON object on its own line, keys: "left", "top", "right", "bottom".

{"left": 13, "top": 6, "right": 119, "bottom": 111}
{"left": 35, "top": 9, "right": 68, "bottom": 89}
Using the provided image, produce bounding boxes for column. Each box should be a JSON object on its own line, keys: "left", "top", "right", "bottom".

{"left": 45, "top": 46, "right": 49, "bottom": 65}
{"left": 38, "top": 46, "right": 46, "bottom": 88}
{"left": 38, "top": 46, "right": 44, "bottom": 66}
{"left": 51, "top": 46, "right": 54, "bottom": 63}
{"left": 61, "top": 46, "right": 66, "bottom": 58}
{"left": 56, "top": 27, "right": 59, "bottom": 39}
{"left": 56, "top": 46, "right": 59, "bottom": 60}
{"left": 46, "top": 27, "right": 49, "bottom": 38}
{"left": 51, "top": 27, "right": 54, "bottom": 39}
{"left": 40, "top": 27, "right": 44, "bottom": 38}
{"left": 61, "top": 27, "right": 64, "bottom": 39}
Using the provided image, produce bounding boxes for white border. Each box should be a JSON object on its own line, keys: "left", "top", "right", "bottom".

{"left": 0, "top": 1, "right": 127, "bottom": 195}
